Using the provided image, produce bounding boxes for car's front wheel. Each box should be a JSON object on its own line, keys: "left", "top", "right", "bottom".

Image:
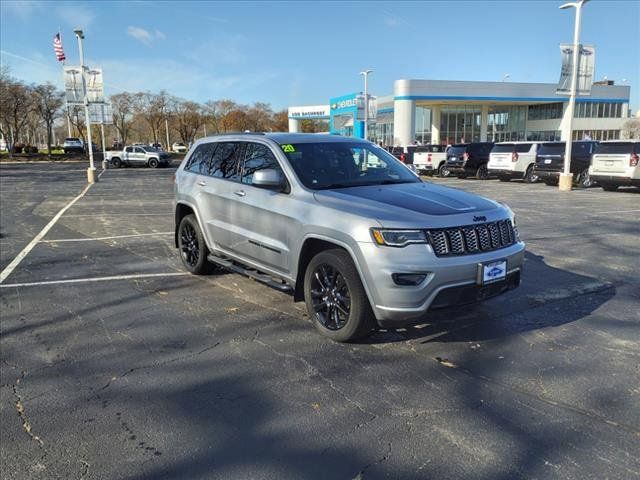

{"left": 177, "top": 214, "right": 211, "bottom": 274}
{"left": 148, "top": 158, "right": 159, "bottom": 168}
{"left": 111, "top": 158, "right": 122, "bottom": 168}
{"left": 304, "top": 249, "right": 375, "bottom": 342}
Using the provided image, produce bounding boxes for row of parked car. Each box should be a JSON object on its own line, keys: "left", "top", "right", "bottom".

{"left": 390, "top": 141, "right": 640, "bottom": 191}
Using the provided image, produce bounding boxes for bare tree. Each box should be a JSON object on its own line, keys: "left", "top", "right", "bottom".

{"left": 68, "top": 104, "right": 86, "bottom": 142}
{"left": 111, "top": 92, "right": 136, "bottom": 146}
{"left": 246, "top": 102, "right": 273, "bottom": 132}
{"left": 621, "top": 118, "right": 640, "bottom": 139}
{"left": 33, "top": 83, "right": 64, "bottom": 155}
{"left": 0, "top": 69, "right": 33, "bottom": 154}
{"left": 135, "top": 91, "right": 170, "bottom": 145}
{"left": 171, "top": 99, "right": 202, "bottom": 144}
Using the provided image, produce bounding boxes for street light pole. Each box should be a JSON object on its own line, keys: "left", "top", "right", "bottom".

{"left": 165, "top": 117, "right": 170, "bottom": 151}
{"left": 74, "top": 29, "right": 97, "bottom": 183}
{"left": 558, "top": 0, "right": 589, "bottom": 191}
{"left": 360, "top": 69, "right": 373, "bottom": 141}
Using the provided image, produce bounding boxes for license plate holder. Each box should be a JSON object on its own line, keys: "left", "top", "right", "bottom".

{"left": 477, "top": 260, "right": 507, "bottom": 285}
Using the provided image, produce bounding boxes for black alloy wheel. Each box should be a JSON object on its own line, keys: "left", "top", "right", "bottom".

{"left": 576, "top": 168, "right": 594, "bottom": 188}
{"left": 309, "top": 263, "right": 351, "bottom": 331}
{"left": 438, "top": 163, "right": 450, "bottom": 177}
{"left": 177, "top": 214, "right": 210, "bottom": 274}
{"left": 476, "top": 165, "right": 489, "bottom": 180}
{"left": 523, "top": 164, "right": 538, "bottom": 183}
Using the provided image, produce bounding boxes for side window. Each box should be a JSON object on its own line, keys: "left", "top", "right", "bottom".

{"left": 125, "top": 147, "right": 133, "bottom": 153}
{"left": 185, "top": 143, "right": 216, "bottom": 175}
{"left": 210, "top": 142, "right": 243, "bottom": 181}
{"left": 134, "top": 147, "right": 144, "bottom": 154}
{"left": 242, "top": 143, "right": 282, "bottom": 185}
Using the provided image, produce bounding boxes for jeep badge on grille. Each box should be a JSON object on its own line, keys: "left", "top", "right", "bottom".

{"left": 473, "top": 215, "right": 487, "bottom": 222}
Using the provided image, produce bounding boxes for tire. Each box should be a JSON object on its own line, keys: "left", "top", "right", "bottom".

{"left": 304, "top": 249, "right": 375, "bottom": 342}
{"left": 475, "top": 165, "right": 489, "bottom": 180}
{"left": 177, "top": 214, "right": 211, "bottom": 275}
{"left": 576, "top": 168, "right": 594, "bottom": 188}
{"left": 438, "top": 163, "right": 450, "bottom": 178}
{"left": 148, "top": 158, "right": 159, "bottom": 168}
{"left": 523, "top": 164, "right": 538, "bottom": 183}
{"left": 601, "top": 183, "right": 619, "bottom": 192}
{"left": 111, "top": 157, "right": 122, "bottom": 168}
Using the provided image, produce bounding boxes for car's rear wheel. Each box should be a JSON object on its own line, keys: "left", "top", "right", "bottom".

{"left": 438, "top": 163, "right": 450, "bottom": 178}
{"left": 177, "top": 214, "right": 211, "bottom": 274}
{"left": 148, "top": 158, "right": 159, "bottom": 168}
{"left": 111, "top": 158, "right": 122, "bottom": 168}
{"left": 576, "top": 168, "right": 594, "bottom": 188}
{"left": 476, "top": 165, "right": 489, "bottom": 180}
{"left": 601, "top": 183, "right": 619, "bottom": 192}
{"left": 304, "top": 249, "right": 375, "bottom": 342}
{"left": 523, "top": 164, "right": 538, "bottom": 183}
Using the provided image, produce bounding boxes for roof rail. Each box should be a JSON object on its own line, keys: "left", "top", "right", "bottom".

{"left": 206, "top": 131, "right": 266, "bottom": 136}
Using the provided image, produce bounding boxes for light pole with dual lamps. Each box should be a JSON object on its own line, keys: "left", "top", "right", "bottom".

{"left": 558, "top": 0, "right": 589, "bottom": 191}
{"left": 74, "top": 28, "right": 97, "bottom": 183}
{"left": 360, "top": 69, "right": 373, "bottom": 141}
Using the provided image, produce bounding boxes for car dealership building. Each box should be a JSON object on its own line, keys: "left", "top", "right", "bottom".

{"left": 288, "top": 79, "right": 631, "bottom": 146}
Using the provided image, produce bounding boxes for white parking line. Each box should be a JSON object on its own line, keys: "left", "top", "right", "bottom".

{"left": 62, "top": 213, "right": 168, "bottom": 217}
{"left": 40, "top": 232, "right": 173, "bottom": 243}
{"left": 0, "top": 170, "right": 105, "bottom": 284}
{"left": 0, "top": 272, "right": 190, "bottom": 289}
{"left": 592, "top": 209, "right": 640, "bottom": 215}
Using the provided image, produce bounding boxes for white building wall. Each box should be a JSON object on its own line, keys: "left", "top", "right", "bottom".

{"left": 393, "top": 99, "right": 415, "bottom": 146}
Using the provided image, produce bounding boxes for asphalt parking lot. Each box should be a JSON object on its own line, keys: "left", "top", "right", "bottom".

{"left": 1, "top": 161, "right": 639, "bottom": 480}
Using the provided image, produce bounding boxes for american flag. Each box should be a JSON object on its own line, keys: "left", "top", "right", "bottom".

{"left": 53, "top": 33, "right": 66, "bottom": 62}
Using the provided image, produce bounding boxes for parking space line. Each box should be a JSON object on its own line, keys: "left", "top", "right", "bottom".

{"left": 0, "top": 272, "right": 190, "bottom": 289}
{"left": 62, "top": 213, "right": 168, "bottom": 217}
{"left": 0, "top": 169, "right": 105, "bottom": 284}
{"left": 592, "top": 209, "right": 640, "bottom": 215}
{"left": 40, "top": 232, "right": 173, "bottom": 243}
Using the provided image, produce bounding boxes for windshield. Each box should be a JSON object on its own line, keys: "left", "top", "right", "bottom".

{"left": 143, "top": 146, "right": 159, "bottom": 152}
{"left": 279, "top": 142, "right": 421, "bottom": 190}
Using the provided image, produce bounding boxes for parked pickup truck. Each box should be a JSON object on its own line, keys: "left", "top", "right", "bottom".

{"left": 413, "top": 145, "right": 449, "bottom": 176}
{"left": 589, "top": 140, "right": 640, "bottom": 191}
{"left": 534, "top": 141, "right": 598, "bottom": 188}
{"left": 105, "top": 145, "right": 171, "bottom": 168}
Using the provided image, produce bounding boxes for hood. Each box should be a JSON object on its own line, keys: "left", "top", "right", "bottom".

{"left": 313, "top": 182, "right": 502, "bottom": 226}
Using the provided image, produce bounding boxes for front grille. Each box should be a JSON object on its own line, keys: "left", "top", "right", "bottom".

{"left": 427, "top": 219, "right": 516, "bottom": 257}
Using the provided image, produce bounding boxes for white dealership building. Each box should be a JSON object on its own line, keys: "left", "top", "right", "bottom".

{"left": 288, "top": 78, "right": 631, "bottom": 146}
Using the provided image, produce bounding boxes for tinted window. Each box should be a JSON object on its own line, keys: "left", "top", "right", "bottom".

{"left": 492, "top": 144, "right": 515, "bottom": 153}
{"left": 242, "top": 143, "right": 282, "bottom": 185}
{"left": 448, "top": 145, "right": 467, "bottom": 155}
{"left": 595, "top": 142, "right": 638, "bottom": 154}
{"left": 515, "top": 143, "right": 533, "bottom": 153}
{"left": 185, "top": 143, "right": 216, "bottom": 175}
{"left": 538, "top": 143, "right": 565, "bottom": 155}
{"left": 125, "top": 147, "right": 133, "bottom": 153}
{"left": 210, "top": 142, "right": 242, "bottom": 181}
{"left": 134, "top": 147, "right": 144, "bottom": 153}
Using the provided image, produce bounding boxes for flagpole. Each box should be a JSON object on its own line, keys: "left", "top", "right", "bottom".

{"left": 60, "top": 28, "right": 72, "bottom": 138}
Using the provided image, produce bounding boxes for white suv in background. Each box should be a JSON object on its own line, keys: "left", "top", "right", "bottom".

{"left": 589, "top": 140, "right": 640, "bottom": 191}
{"left": 487, "top": 142, "right": 539, "bottom": 183}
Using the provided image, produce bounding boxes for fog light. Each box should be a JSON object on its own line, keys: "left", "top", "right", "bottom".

{"left": 392, "top": 273, "right": 427, "bottom": 286}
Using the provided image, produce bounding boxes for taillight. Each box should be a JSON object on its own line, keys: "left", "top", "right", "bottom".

{"left": 463, "top": 152, "right": 469, "bottom": 162}
{"left": 631, "top": 153, "right": 639, "bottom": 167}
{"left": 427, "top": 153, "right": 432, "bottom": 163}
{"left": 400, "top": 153, "right": 406, "bottom": 163}
{"left": 512, "top": 152, "right": 519, "bottom": 162}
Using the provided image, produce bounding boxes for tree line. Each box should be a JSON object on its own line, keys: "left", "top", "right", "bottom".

{"left": 0, "top": 67, "right": 328, "bottom": 156}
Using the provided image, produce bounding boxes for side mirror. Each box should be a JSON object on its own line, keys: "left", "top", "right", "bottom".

{"left": 252, "top": 169, "right": 285, "bottom": 190}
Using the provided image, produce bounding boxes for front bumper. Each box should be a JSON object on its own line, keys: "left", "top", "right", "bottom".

{"left": 356, "top": 241, "right": 526, "bottom": 326}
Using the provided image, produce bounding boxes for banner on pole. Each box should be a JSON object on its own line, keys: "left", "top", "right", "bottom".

{"left": 64, "top": 66, "right": 105, "bottom": 104}
{"left": 89, "top": 103, "right": 112, "bottom": 125}
{"left": 355, "top": 95, "right": 378, "bottom": 121}
{"left": 556, "top": 44, "right": 595, "bottom": 96}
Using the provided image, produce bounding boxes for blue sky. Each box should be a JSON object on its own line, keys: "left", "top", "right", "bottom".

{"left": 1, "top": 1, "right": 638, "bottom": 112}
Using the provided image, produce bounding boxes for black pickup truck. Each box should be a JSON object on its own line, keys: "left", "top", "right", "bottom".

{"left": 534, "top": 141, "right": 598, "bottom": 187}
{"left": 445, "top": 142, "right": 495, "bottom": 179}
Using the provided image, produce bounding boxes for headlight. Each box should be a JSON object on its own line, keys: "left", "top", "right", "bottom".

{"left": 371, "top": 228, "right": 427, "bottom": 247}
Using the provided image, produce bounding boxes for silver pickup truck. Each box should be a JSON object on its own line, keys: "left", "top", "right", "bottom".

{"left": 174, "top": 133, "right": 525, "bottom": 341}
{"left": 106, "top": 145, "right": 171, "bottom": 168}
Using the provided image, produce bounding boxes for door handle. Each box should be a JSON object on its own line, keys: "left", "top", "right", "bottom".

{"left": 234, "top": 190, "right": 246, "bottom": 197}
{"left": 197, "top": 180, "right": 206, "bottom": 186}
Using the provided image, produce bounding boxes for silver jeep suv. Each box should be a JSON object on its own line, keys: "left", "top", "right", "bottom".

{"left": 174, "top": 133, "right": 525, "bottom": 341}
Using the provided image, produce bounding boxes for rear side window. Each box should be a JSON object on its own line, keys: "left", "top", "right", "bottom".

{"left": 242, "top": 143, "right": 282, "bottom": 185}
{"left": 185, "top": 143, "right": 216, "bottom": 175}
{"left": 210, "top": 142, "right": 243, "bottom": 181}
{"left": 125, "top": 146, "right": 133, "bottom": 153}
{"left": 515, "top": 143, "right": 534, "bottom": 153}
{"left": 595, "top": 142, "right": 637, "bottom": 154}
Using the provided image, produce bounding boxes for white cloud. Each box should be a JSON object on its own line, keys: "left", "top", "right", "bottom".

{"left": 127, "top": 26, "right": 166, "bottom": 46}
{"left": 56, "top": 4, "right": 96, "bottom": 29}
